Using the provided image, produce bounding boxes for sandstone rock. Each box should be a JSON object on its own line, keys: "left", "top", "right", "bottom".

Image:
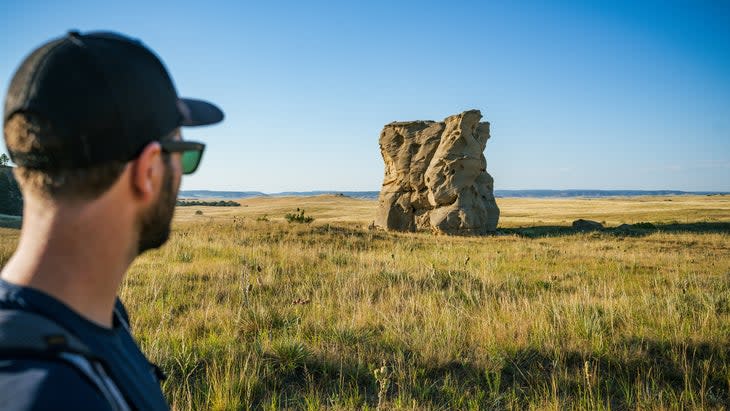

{"left": 375, "top": 110, "right": 499, "bottom": 235}
{"left": 572, "top": 219, "right": 603, "bottom": 232}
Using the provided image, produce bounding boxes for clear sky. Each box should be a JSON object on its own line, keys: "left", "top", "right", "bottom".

{"left": 1, "top": 0, "right": 729, "bottom": 192}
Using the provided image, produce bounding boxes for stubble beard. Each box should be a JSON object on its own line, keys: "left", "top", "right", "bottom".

{"left": 136, "top": 159, "right": 178, "bottom": 254}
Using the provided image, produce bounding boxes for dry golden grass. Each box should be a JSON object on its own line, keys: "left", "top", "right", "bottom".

{"left": 1, "top": 195, "right": 729, "bottom": 410}
{"left": 174, "top": 195, "right": 376, "bottom": 224}
{"left": 496, "top": 195, "right": 730, "bottom": 227}
{"left": 172, "top": 194, "right": 730, "bottom": 227}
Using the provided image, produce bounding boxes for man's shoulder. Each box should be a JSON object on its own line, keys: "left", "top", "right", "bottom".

{"left": 0, "top": 303, "right": 114, "bottom": 411}
{"left": 0, "top": 358, "right": 111, "bottom": 411}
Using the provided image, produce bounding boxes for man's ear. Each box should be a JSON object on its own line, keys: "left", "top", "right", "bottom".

{"left": 130, "top": 141, "right": 164, "bottom": 202}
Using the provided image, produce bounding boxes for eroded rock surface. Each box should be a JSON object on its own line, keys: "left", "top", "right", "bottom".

{"left": 375, "top": 110, "right": 499, "bottom": 234}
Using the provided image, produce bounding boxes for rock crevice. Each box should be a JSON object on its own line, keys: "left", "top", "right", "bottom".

{"left": 375, "top": 110, "right": 499, "bottom": 234}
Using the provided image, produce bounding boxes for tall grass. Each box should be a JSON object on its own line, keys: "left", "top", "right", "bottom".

{"left": 1, "top": 195, "right": 729, "bottom": 409}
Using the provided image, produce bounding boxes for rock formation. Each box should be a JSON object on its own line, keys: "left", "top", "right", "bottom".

{"left": 375, "top": 110, "right": 499, "bottom": 235}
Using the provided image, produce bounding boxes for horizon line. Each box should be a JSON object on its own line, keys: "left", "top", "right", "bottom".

{"left": 180, "top": 188, "right": 730, "bottom": 194}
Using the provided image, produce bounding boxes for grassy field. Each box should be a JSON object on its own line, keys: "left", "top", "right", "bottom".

{"left": 1, "top": 195, "right": 729, "bottom": 410}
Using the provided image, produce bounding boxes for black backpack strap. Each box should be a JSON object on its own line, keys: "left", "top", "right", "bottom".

{"left": 0, "top": 309, "right": 90, "bottom": 354}
{"left": 57, "top": 351, "right": 131, "bottom": 411}
{"left": 0, "top": 309, "right": 132, "bottom": 411}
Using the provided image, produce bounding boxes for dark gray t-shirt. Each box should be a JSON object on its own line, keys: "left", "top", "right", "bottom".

{"left": 0, "top": 279, "right": 169, "bottom": 410}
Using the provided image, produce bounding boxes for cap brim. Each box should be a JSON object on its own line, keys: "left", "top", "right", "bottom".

{"left": 178, "top": 98, "right": 224, "bottom": 126}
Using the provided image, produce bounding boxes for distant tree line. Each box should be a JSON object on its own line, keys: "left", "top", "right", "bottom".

{"left": 176, "top": 200, "right": 241, "bottom": 207}
{"left": 0, "top": 166, "right": 23, "bottom": 216}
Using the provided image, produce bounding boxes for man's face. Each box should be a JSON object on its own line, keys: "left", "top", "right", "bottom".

{"left": 136, "top": 137, "right": 182, "bottom": 254}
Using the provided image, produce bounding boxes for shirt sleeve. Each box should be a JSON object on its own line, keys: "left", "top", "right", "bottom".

{"left": 0, "top": 359, "right": 113, "bottom": 411}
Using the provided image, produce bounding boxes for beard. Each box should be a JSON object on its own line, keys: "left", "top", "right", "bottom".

{"left": 137, "top": 159, "right": 178, "bottom": 254}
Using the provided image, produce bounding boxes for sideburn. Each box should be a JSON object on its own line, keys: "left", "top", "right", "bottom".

{"left": 136, "top": 157, "right": 177, "bottom": 254}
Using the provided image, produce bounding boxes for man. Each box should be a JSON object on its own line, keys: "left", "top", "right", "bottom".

{"left": 0, "top": 31, "right": 223, "bottom": 410}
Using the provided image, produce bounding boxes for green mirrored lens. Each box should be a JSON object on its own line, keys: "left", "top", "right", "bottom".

{"left": 181, "top": 150, "right": 201, "bottom": 174}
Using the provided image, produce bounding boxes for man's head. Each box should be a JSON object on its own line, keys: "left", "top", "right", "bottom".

{"left": 3, "top": 30, "right": 223, "bottom": 253}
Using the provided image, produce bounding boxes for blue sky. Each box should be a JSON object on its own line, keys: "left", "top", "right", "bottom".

{"left": 2, "top": 0, "right": 729, "bottom": 191}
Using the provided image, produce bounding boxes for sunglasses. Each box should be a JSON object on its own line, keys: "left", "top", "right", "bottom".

{"left": 159, "top": 141, "right": 206, "bottom": 175}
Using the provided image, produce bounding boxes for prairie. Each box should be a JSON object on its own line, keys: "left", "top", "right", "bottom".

{"left": 1, "top": 195, "right": 729, "bottom": 410}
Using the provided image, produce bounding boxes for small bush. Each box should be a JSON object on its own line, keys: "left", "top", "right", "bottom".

{"left": 285, "top": 208, "right": 314, "bottom": 224}
{"left": 177, "top": 251, "right": 193, "bottom": 263}
{"left": 195, "top": 210, "right": 203, "bottom": 215}
{"left": 265, "top": 340, "right": 311, "bottom": 377}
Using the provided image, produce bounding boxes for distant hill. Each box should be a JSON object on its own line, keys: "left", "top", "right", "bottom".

{"left": 180, "top": 190, "right": 267, "bottom": 199}
{"left": 179, "top": 190, "right": 381, "bottom": 199}
{"left": 180, "top": 189, "right": 727, "bottom": 200}
{"left": 0, "top": 166, "right": 23, "bottom": 216}
{"left": 493, "top": 189, "right": 726, "bottom": 198}
{"left": 274, "top": 191, "right": 381, "bottom": 199}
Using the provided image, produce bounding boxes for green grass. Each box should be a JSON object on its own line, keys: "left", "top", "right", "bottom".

{"left": 1, "top": 195, "right": 729, "bottom": 410}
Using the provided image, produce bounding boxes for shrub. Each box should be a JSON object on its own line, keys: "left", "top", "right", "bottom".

{"left": 285, "top": 208, "right": 314, "bottom": 224}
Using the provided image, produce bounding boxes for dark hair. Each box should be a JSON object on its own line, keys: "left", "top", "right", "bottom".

{"left": 4, "top": 112, "right": 176, "bottom": 201}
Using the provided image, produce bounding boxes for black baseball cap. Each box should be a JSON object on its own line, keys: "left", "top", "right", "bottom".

{"left": 3, "top": 30, "right": 224, "bottom": 170}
